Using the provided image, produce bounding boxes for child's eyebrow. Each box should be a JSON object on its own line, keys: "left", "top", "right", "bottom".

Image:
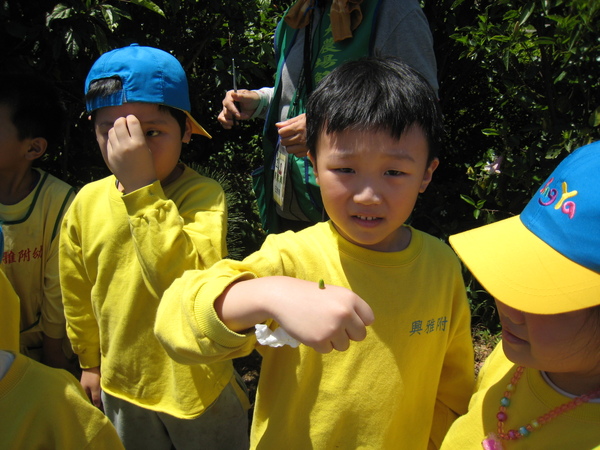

{"left": 334, "top": 148, "right": 417, "bottom": 162}
{"left": 139, "top": 119, "right": 170, "bottom": 127}
{"left": 97, "top": 118, "right": 169, "bottom": 128}
{"left": 385, "top": 150, "right": 416, "bottom": 162}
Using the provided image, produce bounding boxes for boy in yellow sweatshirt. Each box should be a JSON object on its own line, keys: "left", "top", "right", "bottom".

{"left": 60, "top": 44, "right": 248, "bottom": 449}
{"left": 0, "top": 73, "right": 75, "bottom": 371}
{"left": 155, "top": 57, "right": 474, "bottom": 449}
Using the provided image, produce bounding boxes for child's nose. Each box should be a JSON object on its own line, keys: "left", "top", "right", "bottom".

{"left": 353, "top": 183, "right": 381, "bottom": 205}
{"left": 495, "top": 300, "right": 526, "bottom": 325}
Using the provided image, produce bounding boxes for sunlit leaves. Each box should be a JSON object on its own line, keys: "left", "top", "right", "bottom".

{"left": 128, "top": 0, "right": 164, "bottom": 17}
{"left": 450, "top": 0, "right": 599, "bottom": 225}
{"left": 46, "top": 0, "right": 164, "bottom": 57}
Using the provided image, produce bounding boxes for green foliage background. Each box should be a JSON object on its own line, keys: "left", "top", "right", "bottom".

{"left": 2, "top": 0, "right": 599, "bottom": 332}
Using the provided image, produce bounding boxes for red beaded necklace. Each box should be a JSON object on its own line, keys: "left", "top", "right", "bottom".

{"left": 482, "top": 366, "right": 600, "bottom": 450}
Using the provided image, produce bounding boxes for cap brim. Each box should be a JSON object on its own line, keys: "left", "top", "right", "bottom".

{"left": 449, "top": 215, "right": 600, "bottom": 314}
{"left": 185, "top": 112, "right": 211, "bottom": 138}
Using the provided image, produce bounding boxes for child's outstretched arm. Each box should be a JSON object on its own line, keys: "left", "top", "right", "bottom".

{"left": 155, "top": 229, "right": 374, "bottom": 362}
{"left": 215, "top": 276, "right": 374, "bottom": 354}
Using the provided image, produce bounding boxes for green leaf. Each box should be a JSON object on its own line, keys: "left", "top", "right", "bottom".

{"left": 91, "top": 23, "right": 110, "bottom": 54}
{"left": 481, "top": 128, "right": 500, "bottom": 136}
{"left": 47, "top": 3, "right": 73, "bottom": 25}
{"left": 125, "top": 0, "right": 166, "bottom": 18}
{"left": 460, "top": 194, "right": 476, "bottom": 207}
{"left": 590, "top": 107, "right": 600, "bottom": 127}
{"left": 554, "top": 70, "right": 567, "bottom": 83}
{"left": 101, "top": 5, "right": 117, "bottom": 31}
{"left": 533, "top": 37, "right": 556, "bottom": 45}
{"left": 519, "top": 2, "right": 536, "bottom": 26}
{"left": 502, "top": 50, "right": 510, "bottom": 71}
{"left": 65, "top": 27, "right": 80, "bottom": 57}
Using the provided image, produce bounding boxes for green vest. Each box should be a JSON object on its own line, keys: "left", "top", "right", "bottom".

{"left": 252, "top": 0, "right": 382, "bottom": 234}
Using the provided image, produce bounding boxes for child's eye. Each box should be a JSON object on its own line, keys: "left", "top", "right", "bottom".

{"left": 335, "top": 168, "right": 355, "bottom": 174}
{"left": 385, "top": 170, "right": 405, "bottom": 176}
{"left": 146, "top": 130, "right": 160, "bottom": 137}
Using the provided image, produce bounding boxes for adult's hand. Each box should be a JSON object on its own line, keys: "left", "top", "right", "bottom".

{"left": 218, "top": 89, "right": 261, "bottom": 129}
{"left": 276, "top": 114, "right": 308, "bottom": 157}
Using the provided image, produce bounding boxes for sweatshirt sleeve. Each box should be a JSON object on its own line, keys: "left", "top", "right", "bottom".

{"left": 123, "top": 176, "right": 227, "bottom": 298}
{"left": 59, "top": 205, "right": 101, "bottom": 369}
{"left": 40, "top": 189, "right": 75, "bottom": 340}
{"left": 250, "top": 87, "right": 275, "bottom": 120}
{"left": 155, "top": 237, "right": 285, "bottom": 365}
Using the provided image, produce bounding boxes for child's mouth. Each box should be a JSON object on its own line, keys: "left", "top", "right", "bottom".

{"left": 502, "top": 328, "right": 527, "bottom": 345}
{"left": 355, "top": 215, "right": 381, "bottom": 222}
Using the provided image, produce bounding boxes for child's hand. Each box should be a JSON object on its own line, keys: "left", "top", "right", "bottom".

{"left": 80, "top": 367, "right": 103, "bottom": 410}
{"left": 106, "top": 115, "right": 157, "bottom": 193}
{"left": 217, "top": 276, "right": 375, "bottom": 353}
{"left": 270, "top": 278, "right": 374, "bottom": 353}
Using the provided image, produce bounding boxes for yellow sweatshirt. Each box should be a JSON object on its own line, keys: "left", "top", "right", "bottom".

{"left": 0, "top": 270, "right": 20, "bottom": 352}
{"left": 0, "top": 352, "right": 124, "bottom": 449}
{"left": 441, "top": 342, "right": 600, "bottom": 450}
{"left": 60, "top": 166, "right": 231, "bottom": 418}
{"left": 156, "top": 221, "right": 474, "bottom": 448}
{"left": 0, "top": 169, "right": 75, "bottom": 355}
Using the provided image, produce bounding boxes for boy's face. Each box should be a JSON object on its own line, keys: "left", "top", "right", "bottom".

{"left": 309, "top": 125, "right": 438, "bottom": 252}
{"left": 0, "top": 104, "right": 30, "bottom": 170}
{"left": 94, "top": 103, "right": 191, "bottom": 185}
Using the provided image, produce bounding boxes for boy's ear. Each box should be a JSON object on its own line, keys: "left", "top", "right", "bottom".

{"left": 182, "top": 118, "right": 193, "bottom": 144}
{"left": 26, "top": 137, "right": 48, "bottom": 161}
{"left": 307, "top": 150, "right": 319, "bottom": 185}
{"left": 419, "top": 158, "right": 439, "bottom": 193}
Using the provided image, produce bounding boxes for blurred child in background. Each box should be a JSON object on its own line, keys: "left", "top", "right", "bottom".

{"left": 0, "top": 72, "right": 76, "bottom": 372}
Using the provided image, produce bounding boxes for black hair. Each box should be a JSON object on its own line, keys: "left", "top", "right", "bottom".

{"left": 306, "top": 56, "right": 444, "bottom": 163}
{"left": 86, "top": 77, "right": 188, "bottom": 137}
{"left": 0, "top": 72, "right": 66, "bottom": 150}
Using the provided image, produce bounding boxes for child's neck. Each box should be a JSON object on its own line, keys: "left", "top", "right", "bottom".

{"left": 116, "top": 164, "right": 184, "bottom": 193}
{"left": 0, "top": 168, "right": 39, "bottom": 205}
{"left": 545, "top": 369, "right": 600, "bottom": 396}
{"left": 161, "top": 163, "right": 184, "bottom": 189}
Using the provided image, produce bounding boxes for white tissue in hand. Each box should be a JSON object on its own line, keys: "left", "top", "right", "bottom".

{"left": 255, "top": 324, "right": 300, "bottom": 348}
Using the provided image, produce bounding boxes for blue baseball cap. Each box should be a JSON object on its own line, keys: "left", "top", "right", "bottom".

{"left": 85, "top": 44, "right": 211, "bottom": 138}
{"left": 450, "top": 141, "right": 600, "bottom": 314}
